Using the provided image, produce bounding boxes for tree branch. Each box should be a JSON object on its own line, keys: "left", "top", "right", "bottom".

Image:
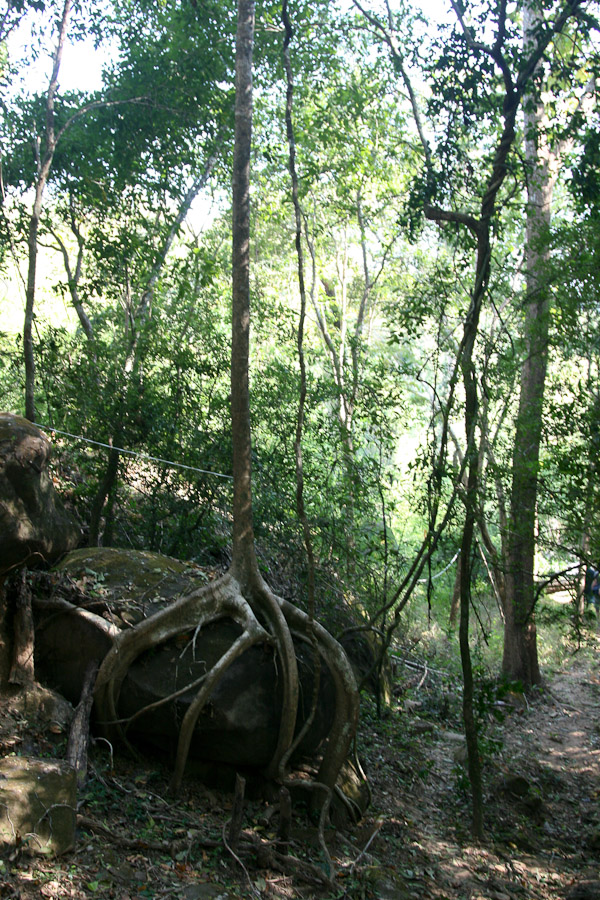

{"left": 424, "top": 204, "right": 482, "bottom": 236}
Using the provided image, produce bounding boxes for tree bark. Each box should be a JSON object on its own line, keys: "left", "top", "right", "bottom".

{"left": 502, "top": 1, "right": 554, "bottom": 689}
{"left": 8, "top": 570, "right": 35, "bottom": 686}
{"left": 227, "top": 773, "right": 246, "bottom": 852}
{"left": 66, "top": 661, "right": 99, "bottom": 788}
{"left": 230, "top": 0, "right": 258, "bottom": 586}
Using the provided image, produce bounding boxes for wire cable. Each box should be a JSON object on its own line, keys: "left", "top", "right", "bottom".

{"left": 34, "top": 422, "right": 234, "bottom": 480}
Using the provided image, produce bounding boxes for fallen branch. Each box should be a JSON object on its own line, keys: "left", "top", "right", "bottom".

{"left": 67, "top": 660, "right": 99, "bottom": 788}
{"left": 77, "top": 814, "right": 219, "bottom": 855}
{"left": 8, "top": 570, "right": 35, "bottom": 685}
{"left": 391, "top": 654, "right": 452, "bottom": 678}
{"left": 349, "top": 819, "right": 383, "bottom": 873}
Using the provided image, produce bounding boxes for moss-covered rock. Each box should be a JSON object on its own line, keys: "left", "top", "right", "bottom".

{"left": 0, "top": 757, "right": 77, "bottom": 855}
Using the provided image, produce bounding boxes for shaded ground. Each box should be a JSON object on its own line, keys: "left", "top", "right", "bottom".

{"left": 361, "top": 648, "right": 600, "bottom": 900}
{"left": 0, "top": 628, "right": 599, "bottom": 900}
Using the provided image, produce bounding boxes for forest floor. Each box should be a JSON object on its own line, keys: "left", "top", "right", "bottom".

{"left": 1, "top": 621, "right": 599, "bottom": 900}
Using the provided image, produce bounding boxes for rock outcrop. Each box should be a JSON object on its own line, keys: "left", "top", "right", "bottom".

{"left": 0, "top": 413, "right": 81, "bottom": 575}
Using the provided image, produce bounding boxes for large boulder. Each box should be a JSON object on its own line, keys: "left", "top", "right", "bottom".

{"left": 34, "top": 548, "right": 336, "bottom": 772}
{"left": 0, "top": 413, "right": 81, "bottom": 575}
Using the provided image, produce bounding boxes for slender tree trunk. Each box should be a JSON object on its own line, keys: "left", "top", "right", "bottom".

{"left": 502, "top": 2, "right": 553, "bottom": 689}
{"left": 426, "top": 74, "right": 521, "bottom": 832}
{"left": 449, "top": 558, "right": 462, "bottom": 626}
{"left": 227, "top": 0, "right": 300, "bottom": 781}
{"left": 230, "top": 0, "right": 257, "bottom": 588}
{"left": 24, "top": 0, "right": 72, "bottom": 422}
{"left": 88, "top": 445, "right": 120, "bottom": 546}
{"left": 456, "top": 226, "right": 490, "bottom": 839}
{"left": 579, "top": 371, "right": 600, "bottom": 616}
{"left": 282, "top": 0, "right": 316, "bottom": 614}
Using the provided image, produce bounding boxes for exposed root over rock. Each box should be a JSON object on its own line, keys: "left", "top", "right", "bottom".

{"left": 37, "top": 550, "right": 358, "bottom": 817}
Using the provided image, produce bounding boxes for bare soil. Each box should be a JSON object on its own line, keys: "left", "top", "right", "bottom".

{"left": 0, "top": 631, "right": 599, "bottom": 900}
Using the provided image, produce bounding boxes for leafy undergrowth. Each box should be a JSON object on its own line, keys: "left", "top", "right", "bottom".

{"left": 1, "top": 631, "right": 599, "bottom": 900}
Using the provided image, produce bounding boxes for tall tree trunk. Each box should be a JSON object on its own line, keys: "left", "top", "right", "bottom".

{"left": 502, "top": 2, "right": 554, "bottom": 689}
{"left": 230, "top": 0, "right": 258, "bottom": 589}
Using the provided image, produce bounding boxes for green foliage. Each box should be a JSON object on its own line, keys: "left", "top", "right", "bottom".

{"left": 35, "top": 234, "right": 233, "bottom": 558}
{"left": 1, "top": 0, "right": 235, "bottom": 214}
{"left": 571, "top": 127, "right": 600, "bottom": 211}
{"left": 0, "top": 332, "right": 23, "bottom": 413}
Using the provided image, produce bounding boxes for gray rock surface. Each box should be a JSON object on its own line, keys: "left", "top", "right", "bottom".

{"left": 0, "top": 756, "right": 77, "bottom": 855}
{"left": 0, "top": 413, "right": 81, "bottom": 574}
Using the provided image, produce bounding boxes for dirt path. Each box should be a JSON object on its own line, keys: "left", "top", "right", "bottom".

{"left": 357, "top": 655, "right": 600, "bottom": 900}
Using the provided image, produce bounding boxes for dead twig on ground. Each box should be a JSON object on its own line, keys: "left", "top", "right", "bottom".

{"left": 77, "top": 814, "right": 219, "bottom": 855}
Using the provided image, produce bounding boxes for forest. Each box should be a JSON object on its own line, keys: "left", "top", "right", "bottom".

{"left": 0, "top": 0, "right": 599, "bottom": 897}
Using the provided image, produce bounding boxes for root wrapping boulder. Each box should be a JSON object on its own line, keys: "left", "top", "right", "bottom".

{"left": 34, "top": 548, "right": 335, "bottom": 769}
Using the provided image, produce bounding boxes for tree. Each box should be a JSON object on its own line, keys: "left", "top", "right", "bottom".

{"left": 1, "top": 0, "right": 237, "bottom": 536}
{"left": 93, "top": 0, "right": 359, "bottom": 819}
{"left": 503, "top": 2, "right": 597, "bottom": 684}
{"left": 23, "top": 0, "right": 72, "bottom": 422}
{"left": 502, "top": 3, "right": 552, "bottom": 687}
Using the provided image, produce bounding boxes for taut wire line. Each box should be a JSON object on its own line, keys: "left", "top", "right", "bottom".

{"left": 34, "top": 422, "right": 234, "bottom": 481}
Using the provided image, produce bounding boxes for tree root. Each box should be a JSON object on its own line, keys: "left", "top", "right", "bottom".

{"left": 242, "top": 573, "right": 299, "bottom": 780}
{"left": 243, "top": 831, "right": 336, "bottom": 890}
{"left": 79, "top": 559, "right": 362, "bottom": 820}
{"left": 94, "top": 573, "right": 267, "bottom": 736}
{"left": 170, "top": 625, "right": 265, "bottom": 793}
{"left": 35, "top": 562, "right": 363, "bottom": 818}
{"left": 281, "top": 599, "right": 359, "bottom": 797}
